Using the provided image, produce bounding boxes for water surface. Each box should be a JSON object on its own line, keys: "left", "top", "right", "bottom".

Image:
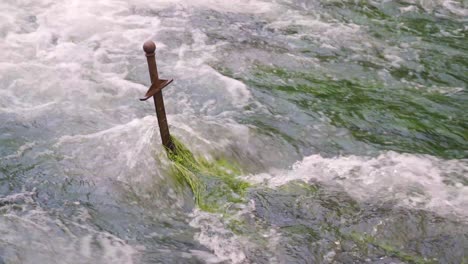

{"left": 0, "top": 0, "right": 467, "bottom": 263}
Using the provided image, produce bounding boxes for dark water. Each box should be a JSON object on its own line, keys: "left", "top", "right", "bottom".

{"left": 0, "top": 0, "right": 467, "bottom": 263}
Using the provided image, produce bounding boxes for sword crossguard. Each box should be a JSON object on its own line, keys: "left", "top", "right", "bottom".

{"left": 140, "top": 79, "right": 173, "bottom": 101}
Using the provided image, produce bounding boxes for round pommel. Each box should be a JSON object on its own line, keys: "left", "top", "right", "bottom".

{"left": 143, "top": 40, "right": 156, "bottom": 54}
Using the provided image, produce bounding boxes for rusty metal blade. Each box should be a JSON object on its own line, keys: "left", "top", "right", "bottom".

{"left": 139, "top": 79, "right": 173, "bottom": 101}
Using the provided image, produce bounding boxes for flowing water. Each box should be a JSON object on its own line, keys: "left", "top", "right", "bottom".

{"left": 0, "top": 0, "right": 467, "bottom": 263}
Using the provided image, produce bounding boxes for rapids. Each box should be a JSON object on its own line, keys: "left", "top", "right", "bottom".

{"left": 0, "top": 0, "right": 467, "bottom": 263}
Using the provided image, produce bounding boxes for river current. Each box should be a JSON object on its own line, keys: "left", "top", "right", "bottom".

{"left": 0, "top": 0, "right": 467, "bottom": 263}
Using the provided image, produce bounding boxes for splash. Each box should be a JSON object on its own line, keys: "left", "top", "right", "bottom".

{"left": 247, "top": 151, "right": 468, "bottom": 220}
{"left": 0, "top": 191, "right": 138, "bottom": 264}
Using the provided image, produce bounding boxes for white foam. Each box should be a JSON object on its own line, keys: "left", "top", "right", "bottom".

{"left": 1, "top": 0, "right": 467, "bottom": 261}
{"left": 0, "top": 194, "right": 138, "bottom": 264}
{"left": 190, "top": 210, "right": 248, "bottom": 263}
{"left": 396, "top": 0, "right": 468, "bottom": 17}
{"left": 440, "top": 0, "right": 468, "bottom": 16}
{"left": 0, "top": 191, "right": 36, "bottom": 205}
{"left": 189, "top": 201, "right": 286, "bottom": 264}
{"left": 246, "top": 151, "right": 468, "bottom": 219}
{"left": 267, "top": 13, "right": 363, "bottom": 49}
{"left": 400, "top": 5, "right": 419, "bottom": 13}
{"left": 0, "top": 142, "right": 36, "bottom": 160}
{"left": 173, "top": 29, "right": 253, "bottom": 109}
{"left": 130, "top": 0, "right": 276, "bottom": 14}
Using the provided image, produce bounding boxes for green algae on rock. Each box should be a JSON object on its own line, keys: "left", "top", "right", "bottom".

{"left": 167, "top": 136, "right": 250, "bottom": 212}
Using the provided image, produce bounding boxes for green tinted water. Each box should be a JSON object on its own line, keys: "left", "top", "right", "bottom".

{"left": 0, "top": 0, "right": 467, "bottom": 263}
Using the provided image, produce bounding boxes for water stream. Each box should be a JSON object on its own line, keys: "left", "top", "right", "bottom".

{"left": 0, "top": 0, "right": 467, "bottom": 263}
